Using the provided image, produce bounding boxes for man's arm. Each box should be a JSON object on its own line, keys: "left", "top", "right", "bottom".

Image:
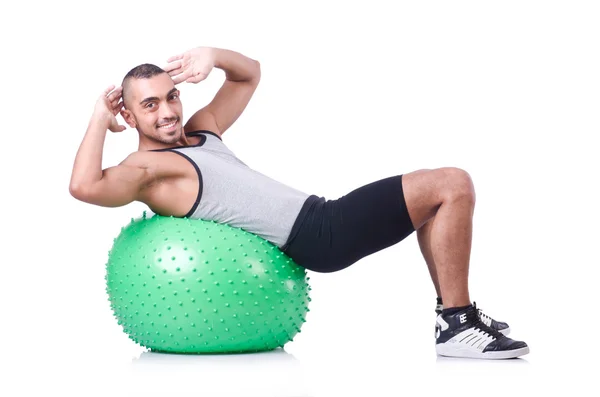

{"left": 69, "top": 116, "right": 109, "bottom": 195}
{"left": 182, "top": 48, "right": 261, "bottom": 136}
{"left": 71, "top": 158, "right": 152, "bottom": 208}
{"left": 70, "top": 86, "right": 152, "bottom": 208}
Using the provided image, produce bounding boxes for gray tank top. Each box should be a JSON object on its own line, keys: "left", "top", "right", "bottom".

{"left": 149, "top": 131, "right": 313, "bottom": 248}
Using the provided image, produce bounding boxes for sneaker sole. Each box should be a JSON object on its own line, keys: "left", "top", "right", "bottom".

{"left": 436, "top": 344, "right": 529, "bottom": 359}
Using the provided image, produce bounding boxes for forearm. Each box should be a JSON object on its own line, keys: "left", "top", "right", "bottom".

{"left": 69, "top": 116, "right": 109, "bottom": 193}
{"left": 212, "top": 48, "right": 260, "bottom": 82}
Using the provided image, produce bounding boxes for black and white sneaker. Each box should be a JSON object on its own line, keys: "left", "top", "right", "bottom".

{"left": 435, "top": 303, "right": 529, "bottom": 359}
{"left": 436, "top": 301, "right": 510, "bottom": 336}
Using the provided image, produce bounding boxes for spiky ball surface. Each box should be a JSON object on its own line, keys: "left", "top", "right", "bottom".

{"left": 105, "top": 213, "right": 311, "bottom": 354}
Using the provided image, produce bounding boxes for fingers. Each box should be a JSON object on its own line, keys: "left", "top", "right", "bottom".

{"left": 166, "top": 54, "right": 183, "bottom": 63}
{"left": 109, "top": 95, "right": 122, "bottom": 109}
{"left": 171, "top": 69, "right": 193, "bottom": 85}
{"left": 164, "top": 53, "right": 185, "bottom": 73}
{"left": 163, "top": 60, "right": 182, "bottom": 74}
{"left": 106, "top": 86, "right": 122, "bottom": 103}
{"left": 104, "top": 85, "right": 120, "bottom": 96}
{"left": 110, "top": 124, "right": 127, "bottom": 133}
{"left": 186, "top": 73, "right": 207, "bottom": 84}
{"left": 103, "top": 85, "right": 116, "bottom": 96}
{"left": 112, "top": 101, "right": 124, "bottom": 114}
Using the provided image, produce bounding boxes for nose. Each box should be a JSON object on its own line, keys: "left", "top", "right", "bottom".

{"left": 158, "top": 102, "right": 178, "bottom": 124}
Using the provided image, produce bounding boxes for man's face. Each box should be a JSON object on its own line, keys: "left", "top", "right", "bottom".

{"left": 122, "top": 73, "right": 183, "bottom": 144}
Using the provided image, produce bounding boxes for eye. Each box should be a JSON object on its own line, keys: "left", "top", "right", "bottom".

{"left": 145, "top": 103, "right": 154, "bottom": 109}
{"left": 170, "top": 93, "right": 179, "bottom": 100}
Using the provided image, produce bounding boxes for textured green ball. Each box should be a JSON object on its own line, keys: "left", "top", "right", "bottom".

{"left": 105, "top": 212, "right": 311, "bottom": 354}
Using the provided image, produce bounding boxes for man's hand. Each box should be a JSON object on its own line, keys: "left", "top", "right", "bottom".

{"left": 92, "top": 85, "right": 126, "bottom": 132}
{"left": 163, "top": 47, "right": 216, "bottom": 85}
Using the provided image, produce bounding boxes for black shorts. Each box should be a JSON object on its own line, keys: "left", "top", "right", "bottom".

{"left": 281, "top": 175, "right": 415, "bottom": 273}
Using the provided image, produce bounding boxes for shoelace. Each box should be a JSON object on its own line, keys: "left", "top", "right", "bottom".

{"left": 470, "top": 302, "right": 504, "bottom": 340}
{"left": 474, "top": 301, "right": 493, "bottom": 326}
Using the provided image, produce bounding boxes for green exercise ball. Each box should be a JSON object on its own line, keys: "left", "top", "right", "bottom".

{"left": 105, "top": 211, "right": 311, "bottom": 354}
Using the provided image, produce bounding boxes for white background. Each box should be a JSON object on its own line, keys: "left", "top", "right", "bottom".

{"left": 1, "top": 0, "right": 599, "bottom": 396}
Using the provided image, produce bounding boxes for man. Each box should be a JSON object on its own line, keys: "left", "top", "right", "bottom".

{"left": 69, "top": 46, "right": 529, "bottom": 360}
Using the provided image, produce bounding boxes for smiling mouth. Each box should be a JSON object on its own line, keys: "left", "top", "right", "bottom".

{"left": 157, "top": 120, "right": 178, "bottom": 130}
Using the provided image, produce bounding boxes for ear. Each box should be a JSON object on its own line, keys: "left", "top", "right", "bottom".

{"left": 120, "top": 109, "right": 136, "bottom": 128}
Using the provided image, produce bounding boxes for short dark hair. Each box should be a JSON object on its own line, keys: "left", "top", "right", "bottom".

{"left": 122, "top": 63, "right": 167, "bottom": 108}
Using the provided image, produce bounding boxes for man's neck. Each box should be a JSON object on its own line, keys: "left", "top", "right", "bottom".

{"left": 138, "top": 133, "right": 190, "bottom": 151}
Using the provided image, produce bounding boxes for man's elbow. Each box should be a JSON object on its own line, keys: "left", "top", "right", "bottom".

{"left": 69, "top": 184, "right": 99, "bottom": 205}
{"left": 252, "top": 60, "right": 261, "bottom": 83}
{"left": 69, "top": 183, "right": 87, "bottom": 200}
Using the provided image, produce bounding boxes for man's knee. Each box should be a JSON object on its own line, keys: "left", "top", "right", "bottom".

{"left": 437, "top": 167, "right": 476, "bottom": 203}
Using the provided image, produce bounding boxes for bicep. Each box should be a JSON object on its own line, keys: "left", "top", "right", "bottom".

{"left": 185, "top": 77, "right": 260, "bottom": 136}
{"left": 74, "top": 164, "right": 149, "bottom": 207}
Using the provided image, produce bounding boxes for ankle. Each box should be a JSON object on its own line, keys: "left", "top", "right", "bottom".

{"left": 442, "top": 304, "right": 472, "bottom": 317}
{"left": 441, "top": 297, "right": 471, "bottom": 308}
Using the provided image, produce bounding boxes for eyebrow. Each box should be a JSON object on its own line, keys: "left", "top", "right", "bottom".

{"left": 139, "top": 88, "right": 178, "bottom": 106}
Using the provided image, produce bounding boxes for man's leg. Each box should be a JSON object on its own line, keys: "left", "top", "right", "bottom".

{"left": 402, "top": 168, "right": 528, "bottom": 359}
{"left": 412, "top": 169, "right": 442, "bottom": 299}
{"left": 418, "top": 218, "right": 442, "bottom": 297}
{"left": 410, "top": 168, "right": 512, "bottom": 335}
{"left": 402, "top": 167, "right": 475, "bottom": 308}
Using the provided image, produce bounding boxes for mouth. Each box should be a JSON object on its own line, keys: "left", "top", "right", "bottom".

{"left": 157, "top": 120, "right": 178, "bottom": 132}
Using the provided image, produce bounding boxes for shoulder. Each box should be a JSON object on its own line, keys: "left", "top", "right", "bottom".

{"left": 119, "top": 150, "right": 159, "bottom": 168}
{"left": 184, "top": 111, "right": 222, "bottom": 139}
{"left": 119, "top": 151, "right": 183, "bottom": 181}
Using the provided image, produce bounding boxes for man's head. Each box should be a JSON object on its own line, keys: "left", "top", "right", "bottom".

{"left": 120, "top": 64, "right": 184, "bottom": 146}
